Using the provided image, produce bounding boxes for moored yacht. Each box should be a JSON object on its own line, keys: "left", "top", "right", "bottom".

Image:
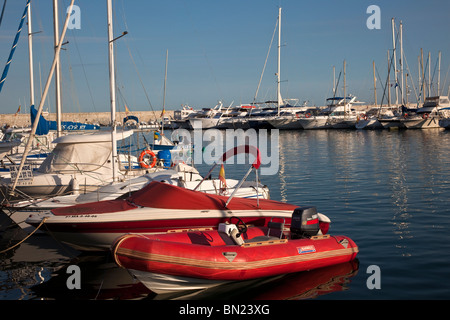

{"left": 400, "top": 96, "right": 450, "bottom": 129}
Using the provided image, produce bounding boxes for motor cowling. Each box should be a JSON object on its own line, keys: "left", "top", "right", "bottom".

{"left": 290, "top": 206, "right": 320, "bottom": 239}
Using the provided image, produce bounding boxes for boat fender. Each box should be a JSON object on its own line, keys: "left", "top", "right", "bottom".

{"left": 139, "top": 150, "right": 157, "bottom": 168}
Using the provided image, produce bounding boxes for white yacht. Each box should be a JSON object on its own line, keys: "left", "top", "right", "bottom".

{"left": 400, "top": 96, "right": 450, "bottom": 129}
{"left": 299, "top": 96, "right": 358, "bottom": 130}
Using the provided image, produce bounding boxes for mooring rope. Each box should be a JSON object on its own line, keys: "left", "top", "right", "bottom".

{"left": 0, "top": 217, "right": 48, "bottom": 254}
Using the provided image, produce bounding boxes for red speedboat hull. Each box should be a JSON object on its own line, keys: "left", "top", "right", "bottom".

{"left": 25, "top": 181, "right": 302, "bottom": 251}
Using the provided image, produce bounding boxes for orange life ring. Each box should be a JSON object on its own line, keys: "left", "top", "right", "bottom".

{"left": 305, "top": 113, "right": 311, "bottom": 118}
{"left": 422, "top": 113, "right": 429, "bottom": 119}
{"left": 139, "top": 150, "right": 157, "bottom": 168}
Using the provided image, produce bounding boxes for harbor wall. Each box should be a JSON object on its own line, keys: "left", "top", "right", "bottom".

{"left": 0, "top": 104, "right": 417, "bottom": 128}
{"left": 0, "top": 110, "right": 174, "bottom": 128}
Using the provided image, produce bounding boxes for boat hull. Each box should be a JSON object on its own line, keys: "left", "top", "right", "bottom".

{"left": 268, "top": 118, "right": 303, "bottom": 129}
{"left": 298, "top": 117, "right": 331, "bottom": 130}
{"left": 400, "top": 116, "right": 441, "bottom": 129}
{"left": 378, "top": 117, "right": 406, "bottom": 129}
{"left": 439, "top": 118, "right": 450, "bottom": 129}
{"left": 355, "top": 118, "right": 383, "bottom": 130}
{"left": 26, "top": 208, "right": 297, "bottom": 251}
{"left": 112, "top": 230, "right": 358, "bottom": 294}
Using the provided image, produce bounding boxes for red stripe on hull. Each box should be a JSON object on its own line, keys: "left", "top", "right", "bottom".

{"left": 31, "top": 216, "right": 283, "bottom": 234}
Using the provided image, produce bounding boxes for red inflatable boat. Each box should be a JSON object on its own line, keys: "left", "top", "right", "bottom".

{"left": 112, "top": 209, "right": 358, "bottom": 294}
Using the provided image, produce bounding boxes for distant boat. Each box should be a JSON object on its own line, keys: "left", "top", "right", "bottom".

{"left": 298, "top": 96, "right": 359, "bottom": 130}
{"left": 355, "top": 106, "right": 394, "bottom": 130}
{"left": 400, "top": 96, "right": 450, "bottom": 129}
{"left": 30, "top": 105, "right": 100, "bottom": 135}
{"left": 188, "top": 102, "right": 224, "bottom": 129}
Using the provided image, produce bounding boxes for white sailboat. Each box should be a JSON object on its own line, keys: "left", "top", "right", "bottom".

{"left": 0, "top": 1, "right": 169, "bottom": 202}
{"left": 264, "top": 8, "right": 305, "bottom": 130}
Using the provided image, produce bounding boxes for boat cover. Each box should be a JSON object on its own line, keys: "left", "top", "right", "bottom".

{"left": 128, "top": 181, "right": 296, "bottom": 210}
{"left": 52, "top": 181, "right": 298, "bottom": 216}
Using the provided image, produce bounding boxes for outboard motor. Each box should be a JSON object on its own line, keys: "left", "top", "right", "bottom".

{"left": 290, "top": 206, "right": 320, "bottom": 239}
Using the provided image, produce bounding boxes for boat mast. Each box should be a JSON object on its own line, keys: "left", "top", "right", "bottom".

{"left": 428, "top": 51, "right": 431, "bottom": 97}
{"left": 387, "top": 51, "right": 391, "bottom": 107}
{"left": 391, "top": 18, "right": 398, "bottom": 105}
{"left": 438, "top": 51, "right": 441, "bottom": 96}
{"left": 405, "top": 73, "right": 409, "bottom": 104}
{"left": 277, "top": 7, "right": 281, "bottom": 116}
{"left": 10, "top": 0, "right": 75, "bottom": 195}
{"left": 27, "top": 2, "right": 35, "bottom": 107}
{"left": 373, "top": 61, "right": 377, "bottom": 107}
{"left": 162, "top": 49, "right": 168, "bottom": 136}
{"left": 343, "top": 60, "right": 346, "bottom": 114}
{"left": 53, "top": 0, "right": 63, "bottom": 137}
{"left": 421, "top": 48, "right": 424, "bottom": 101}
{"left": 400, "top": 21, "right": 403, "bottom": 105}
{"left": 107, "top": 0, "right": 118, "bottom": 182}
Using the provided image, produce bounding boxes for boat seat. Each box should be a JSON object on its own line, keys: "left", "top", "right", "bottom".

{"left": 218, "top": 223, "right": 245, "bottom": 246}
{"left": 267, "top": 217, "right": 285, "bottom": 239}
{"left": 244, "top": 235, "right": 279, "bottom": 243}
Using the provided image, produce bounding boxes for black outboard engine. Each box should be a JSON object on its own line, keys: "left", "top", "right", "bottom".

{"left": 290, "top": 206, "right": 320, "bottom": 239}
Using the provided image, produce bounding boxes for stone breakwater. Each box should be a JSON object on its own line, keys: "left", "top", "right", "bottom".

{"left": 1, "top": 104, "right": 415, "bottom": 128}
{"left": 0, "top": 110, "right": 174, "bottom": 128}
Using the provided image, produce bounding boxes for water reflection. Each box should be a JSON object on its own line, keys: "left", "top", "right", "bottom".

{"left": 29, "top": 253, "right": 359, "bottom": 300}
{"left": 31, "top": 254, "right": 151, "bottom": 300}
{"left": 2, "top": 129, "right": 450, "bottom": 299}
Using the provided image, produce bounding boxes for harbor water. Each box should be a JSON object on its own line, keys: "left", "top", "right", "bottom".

{"left": 1, "top": 129, "right": 450, "bottom": 300}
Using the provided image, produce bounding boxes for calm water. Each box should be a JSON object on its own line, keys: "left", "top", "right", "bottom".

{"left": 1, "top": 129, "right": 450, "bottom": 300}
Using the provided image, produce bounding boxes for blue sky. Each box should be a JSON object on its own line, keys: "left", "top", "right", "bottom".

{"left": 0, "top": 0, "right": 449, "bottom": 115}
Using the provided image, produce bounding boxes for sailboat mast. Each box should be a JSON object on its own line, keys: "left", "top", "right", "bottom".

{"left": 53, "top": 0, "right": 63, "bottom": 136}
{"left": 277, "top": 7, "right": 281, "bottom": 116}
{"left": 27, "top": 2, "right": 34, "bottom": 106}
{"left": 421, "top": 48, "right": 424, "bottom": 101}
{"left": 10, "top": 0, "right": 75, "bottom": 195}
{"left": 162, "top": 49, "right": 168, "bottom": 135}
{"left": 400, "top": 21, "right": 403, "bottom": 105}
{"left": 107, "top": 0, "right": 118, "bottom": 182}
{"left": 428, "top": 51, "right": 431, "bottom": 96}
{"left": 438, "top": 51, "right": 441, "bottom": 95}
{"left": 373, "top": 60, "right": 377, "bottom": 107}
{"left": 387, "top": 51, "right": 391, "bottom": 107}
{"left": 343, "top": 60, "right": 346, "bottom": 113}
{"left": 391, "top": 18, "right": 398, "bottom": 105}
{"left": 163, "top": 49, "right": 168, "bottom": 113}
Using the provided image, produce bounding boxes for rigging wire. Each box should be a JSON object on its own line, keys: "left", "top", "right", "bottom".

{"left": 118, "top": 0, "right": 157, "bottom": 120}
{"left": 0, "top": 0, "right": 6, "bottom": 28}
{"left": 253, "top": 17, "right": 278, "bottom": 104}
